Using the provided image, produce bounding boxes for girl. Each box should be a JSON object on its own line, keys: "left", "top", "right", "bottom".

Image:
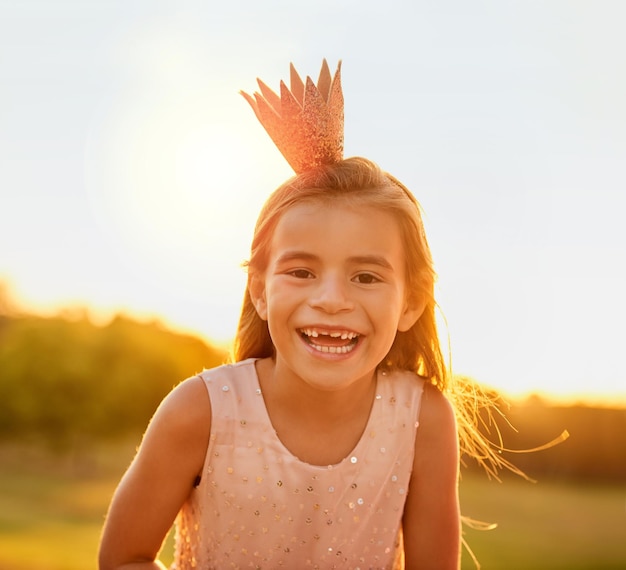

{"left": 99, "top": 61, "right": 504, "bottom": 570}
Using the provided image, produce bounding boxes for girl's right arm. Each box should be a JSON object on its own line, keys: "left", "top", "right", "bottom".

{"left": 98, "top": 375, "right": 212, "bottom": 570}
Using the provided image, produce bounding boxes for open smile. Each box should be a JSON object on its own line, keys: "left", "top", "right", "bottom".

{"left": 299, "top": 328, "right": 360, "bottom": 354}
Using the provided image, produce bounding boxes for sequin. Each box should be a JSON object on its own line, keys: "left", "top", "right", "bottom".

{"left": 222, "top": 385, "right": 229, "bottom": 392}
{"left": 173, "top": 358, "right": 426, "bottom": 569}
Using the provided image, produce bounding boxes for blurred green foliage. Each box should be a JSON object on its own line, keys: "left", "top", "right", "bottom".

{"left": 0, "top": 297, "right": 624, "bottom": 483}
{"left": 0, "top": 311, "right": 226, "bottom": 450}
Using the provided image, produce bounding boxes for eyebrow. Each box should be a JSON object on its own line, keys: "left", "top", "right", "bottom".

{"left": 275, "top": 251, "right": 395, "bottom": 271}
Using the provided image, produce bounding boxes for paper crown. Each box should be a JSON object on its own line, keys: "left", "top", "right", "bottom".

{"left": 240, "top": 59, "right": 344, "bottom": 174}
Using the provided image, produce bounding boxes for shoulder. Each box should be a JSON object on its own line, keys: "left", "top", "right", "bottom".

{"left": 415, "top": 384, "right": 458, "bottom": 455}
{"left": 160, "top": 359, "right": 258, "bottom": 419}
{"left": 153, "top": 372, "right": 212, "bottom": 427}
{"left": 420, "top": 384, "right": 457, "bottom": 430}
{"left": 134, "top": 373, "right": 213, "bottom": 474}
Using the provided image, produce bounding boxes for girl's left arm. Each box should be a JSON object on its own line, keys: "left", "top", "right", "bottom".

{"left": 402, "top": 385, "right": 461, "bottom": 570}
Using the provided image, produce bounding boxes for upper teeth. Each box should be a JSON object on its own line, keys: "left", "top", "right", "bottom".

{"left": 301, "top": 328, "right": 358, "bottom": 340}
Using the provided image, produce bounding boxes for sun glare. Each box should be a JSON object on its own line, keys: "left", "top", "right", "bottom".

{"left": 81, "top": 58, "right": 292, "bottom": 342}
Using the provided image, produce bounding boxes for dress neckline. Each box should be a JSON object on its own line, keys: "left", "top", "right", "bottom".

{"left": 246, "top": 358, "right": 382, "bottom": 469}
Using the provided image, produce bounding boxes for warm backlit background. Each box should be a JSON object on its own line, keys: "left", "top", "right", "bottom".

{"left": 2, "top": 5, "right": 626, "bottom": 570}
{"left": 2, "top": 1, "right": 625, "bottom": 405}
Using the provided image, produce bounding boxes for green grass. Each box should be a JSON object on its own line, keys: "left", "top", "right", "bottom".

{"left": 0, "top": 441, "right": 175, "bottom": 570}
{"left": 459, "top": 474, "right": 626, "bottom": 569}
{"left": 0, "top": 442, "right": 624, "bottom": 569}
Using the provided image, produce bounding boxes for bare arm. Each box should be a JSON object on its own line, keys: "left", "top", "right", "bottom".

{"left": 98, "top": 376, "right": 212, "bottom": 570}
{"left": 403, "top": 385, "right": 461, "bottom": 570}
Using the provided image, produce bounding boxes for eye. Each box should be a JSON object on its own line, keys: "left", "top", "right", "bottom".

{"left": 288, "top": 269, "right": 315, "bottom": 279}
{"left": 353, "top": 272, "right": 381, "bottom": 285}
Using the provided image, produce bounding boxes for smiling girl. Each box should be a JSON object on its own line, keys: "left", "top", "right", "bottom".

{"left": 99, "top": 61, "right": 501, "bottom": 570}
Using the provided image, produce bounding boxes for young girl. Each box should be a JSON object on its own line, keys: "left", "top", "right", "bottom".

{"left": 99, "top": 60, "right": 501, "bottom": 570}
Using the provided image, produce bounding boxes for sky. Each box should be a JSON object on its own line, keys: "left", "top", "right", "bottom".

{"left": 1, "top": 1, "right": 625, "bottom": 405}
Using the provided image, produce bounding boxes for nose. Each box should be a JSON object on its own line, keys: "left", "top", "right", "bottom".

{"left": 309, "top": 273, "right": 354, "bottom": 314}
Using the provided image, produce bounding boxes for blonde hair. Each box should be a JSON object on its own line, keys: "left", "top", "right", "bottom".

{"left": 232, "top": 156, "right": 533, "bottom": 483}
{"left": 231, "top": 156, "right": 563, "bottom": 568}
{"left": 233, "top": 156, "right": 447, "bottom": 388}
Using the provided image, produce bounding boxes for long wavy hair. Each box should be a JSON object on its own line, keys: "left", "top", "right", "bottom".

{"left": 232, "top": 156, "right": 540, "bottom": 486}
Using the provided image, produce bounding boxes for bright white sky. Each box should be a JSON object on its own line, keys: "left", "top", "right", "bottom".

{"left": 1, "top": 1, "right": 625, "bottom": 405}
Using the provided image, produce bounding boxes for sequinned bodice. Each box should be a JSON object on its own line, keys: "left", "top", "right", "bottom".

{"left": 173, "top": 359, "right": 424, "bottom": 570}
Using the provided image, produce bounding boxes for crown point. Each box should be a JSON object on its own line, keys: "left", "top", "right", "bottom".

{"left": 317, "top": 59, "right": 332, "bottom": 102}
{"left": 256, "top": 79, "right": 281, "bottom": 116}
{"left": 289, "top": 63, "right": 305, "bottom": 105}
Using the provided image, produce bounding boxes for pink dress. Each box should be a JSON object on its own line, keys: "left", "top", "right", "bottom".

{"left": 173, "top": 359, "right": 424, "bottom": 570}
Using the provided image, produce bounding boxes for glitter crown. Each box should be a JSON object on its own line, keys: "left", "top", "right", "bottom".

{"left": 240, "top": 59, "right": 344, "bottom": 174}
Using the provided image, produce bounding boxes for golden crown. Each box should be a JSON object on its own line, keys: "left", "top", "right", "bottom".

{"left": 240, "top": 59, "right": 344, "bottom": 174}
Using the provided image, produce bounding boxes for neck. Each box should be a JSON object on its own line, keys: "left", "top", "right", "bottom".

{"left": 260, "top": 359, "right": 376, "bottom": 418}
{"left": 254, "top": 357, "right": 379, "bottom": 465}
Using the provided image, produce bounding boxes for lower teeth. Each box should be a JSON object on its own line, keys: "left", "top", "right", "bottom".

{"left": 310, "top": 343, "right": 355, "bottom": 354}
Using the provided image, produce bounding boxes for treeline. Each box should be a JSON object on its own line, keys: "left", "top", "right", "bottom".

{"left": 0, "top": 309, "right": 624, "bottom": 482}
{"left": 0, "top": 311, "right": 226, "bottom": 450}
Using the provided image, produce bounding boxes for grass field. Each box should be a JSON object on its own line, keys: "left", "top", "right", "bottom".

{"left": 459, "top": 474, "right": 626, "bottom": 569}
{"left": 0, "top": 441, "right": 624, "bottom": 570}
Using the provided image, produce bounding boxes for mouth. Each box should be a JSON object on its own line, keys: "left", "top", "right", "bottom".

{"left": 299, "top": 328, "right": 360, "bottom": 354}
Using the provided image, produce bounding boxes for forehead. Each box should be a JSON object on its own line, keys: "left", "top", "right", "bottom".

{"left": 269, "top": 200, "right": 406, "bottom": 265}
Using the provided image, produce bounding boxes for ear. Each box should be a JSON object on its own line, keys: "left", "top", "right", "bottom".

{"left": 248, "top": 273, "right": 268, "bottom": 321}
{"left": 397, "top": 293, "right": 426, "bottom": 332}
